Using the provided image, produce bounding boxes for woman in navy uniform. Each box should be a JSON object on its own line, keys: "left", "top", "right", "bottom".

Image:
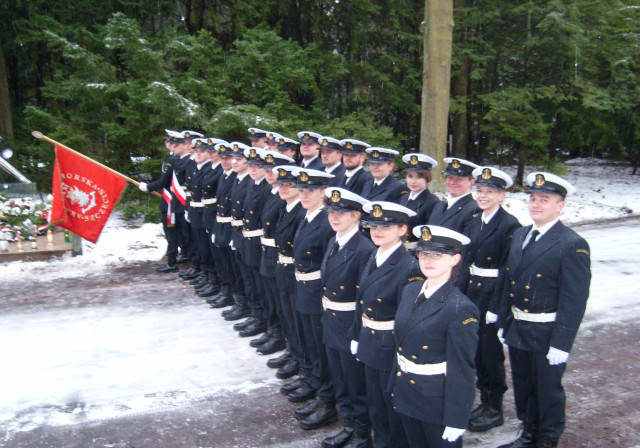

{"left": 360, "top": 148, "right": 409, "bottom": 203}
{"left": 350, "top": 201, "right": 422, "bottom": 448}
{"left": 311, "top": 188, "right": 375, "bottom": 448}
{"left": 400, "top": 153, "right": 441, "bottom": 237}
{"left": 461, "top": 167, "right": 521, "bottom": 433}
{"left": 390, "top": 225, "right": 479, "bottom": 448}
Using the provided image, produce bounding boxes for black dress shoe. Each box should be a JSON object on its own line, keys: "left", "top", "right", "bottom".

{"left": 276, "top": 358, "right": 299, "bottom": 379}
{"left": 156, "top": 264, "right": 178, "bottom": 273}
{"left": 239, "top": 320, "right": 266, "bottom": 337}
{"left": 209, "top": 295, "right": 234, "bottom": 308}
{"left": 221, "top": 303, "right": 241, "bottom": 318}
{"left": 197, "top": 285, "right": 220, "bottom": 297}
{"left": 180, "top": 268, "right": 201, "bottom": 280}
{"left": 287, "top": 381, "right": 316, "bottom": 403}
{"left": 294, "top": 398, "right": 320, "bottom": 420}
{"left": 267, "top": 351, "right": 291, "bottom": 369}
{"left": 223, "top": 305, "right": 250, "bottom": 321}
{"left": 497, "top": 423, "right": 538, "bottom": 448}
{"left": 250, "top": 332, "right": 270, "bottom": 348}
{"left": 280, "top": 377, "right": 305, "bottom": 395}
{"left": 257, "top": 335, "right": 285, "bottom": 355}
{"left": 321, "top": 420, "right": 354, "bottom": 448}
{"left": 467, "top": 403, "right": 504, "bottom": 432}
{"left": 234, "top": 317, "right": 257, "bottom": 331}
{"left": 299, "top": 401, "right": 338, "bottom": 430}
{"left": 342, "top": 421, "right": 372, "bottom": 448}
{"left": 190, "top": 274, "right": 209, "bottom": 286}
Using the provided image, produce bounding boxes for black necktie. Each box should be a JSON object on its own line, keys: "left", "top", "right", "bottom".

{"left": 522, "top": 230, "right": 540, "bottom": 254}
{"left": 413, "top": 292, "right": 427, "bottom": 310}
{"left": 299, "top": 218, "right": 309, "bottom": 233}
{"left": 369, "top": 258, "right": 378, "bottom": 274}
{"left": 371, "top": 182, "right": 379, "bottom": 193}
{"left": 328, "top": 241, "right": 340, "bottom": 258}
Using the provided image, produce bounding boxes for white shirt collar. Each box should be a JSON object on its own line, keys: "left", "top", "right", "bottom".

{"left": 345, "top": 166, "right": 363, "bottom": 177}
{"left": 271, "top": 186, "right": 280, "bottom": 194}
{"left": 447, "top": 192, "right": 472, "bottom": 208}
{"left": 223, "top": 168, "right": 233, "bottom": 177}
{"left": 305, "top": 206, "right": 324, "bottom": 223}
{"left": 180, "top": 153, "right": 191, "bottom": 159}
{"left": 286, "top": 199, "right": 300, "bottom": 213}
{"left": 533, "top": 218, "right": 559, "bottom": 238}
{"left": 197, "top": 161, "right": 208, "bottom": 170}
{"left": 375, "top": 241, "right": 402, "bottom": 267}
{"left": 211, "top": 161, "right": 221, "bottom": 170}
{"left": 254, "top": 176, "right": 265, "bottom": 185}
{"left": 482, "top": 207, "right": 500, "bottom": 224}
{"left": 302, "top": 154, "right": 319, "bottom": 167}
{"left": 336, "top": 226, "right": 359, "bottom": 248}
{"left": 325, "top": 162, "right": 342, "bottom": 174}
{"left": 374, "top": 175, "right": 389, "bottom": 186}
{"left": 408, "top": 188, "right": 425, "bottom": 201}
{"left": 236, "top": 171, "right": 250, "bottom": 182}
{"left": 419, "top": 279, "right": 447, "bottom": 298}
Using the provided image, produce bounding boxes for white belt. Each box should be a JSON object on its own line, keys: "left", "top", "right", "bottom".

{"left": 216, "top": 216, "right": 232, "bottom": 223}
{"left": 190, "top": 201, "right": 204, "bottom": 208}
{"left": 470, "top": 265, "right": 499, "bottom": 278}
{"left": 261, "top": 237, "right": 276, "bottom": 247}
{"left": 202, "top": 198, "right": 217, "bottom": 205}
{"left": 397, "top": 354, "right": 446, "bottom": 376}
{"left": 295, "top": 270, "right": 322, "bottom": 281}
{"left": 322, "top": 296, "right": 356, "bottom": 312}
{"left": 242, "top": 229, "right": 264, "bottom": 238}
{"left": 404, "top": 241, "right": 418, "bottom": 251}
{"left": 186, "top": 191, "right": 192, "bottom": 197}
{"left": 278, "top": 254, "right": 294, "bottom": 265}
{"left": 362, "top": 314, "right": 394, "bottom": 331}
{"left": 511, "top": 306, "right": 556, "bottom": 323}
{"left": 231, "top": 219, "right": 243, "bottom": 227}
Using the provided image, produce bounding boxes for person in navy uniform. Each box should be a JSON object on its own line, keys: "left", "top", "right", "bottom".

{"left": 390, "top": 225, "right": 478, "bottom": 448}
{"left": 290, "top": 167, "right": 337, "bottom": 429}
{"left": 265, "top": 131, "right": 283, "bottom": 151}
{"left": 319, "top": 136, "right": 346, "bottom": 186}
{"left": 428, "top": 157, "right": 480, "bottom": 233}
{"left": 496, "top": 172, "right": 591, "bottom": 448}
{"left": 311, "top": 187, "right": 375, "bottom": 448}
{"left": 360, "top": 148, "right": 409, "bottom": 203}
{"left": 252, "top": 151, "right": 296, "bottom": 355}
{"left": 139, "top": 129, "right": 179, "bottom": 272}
{"left": 338, "top": 138, "right": 373, "bottom": 195}
{"left": 400, "top": 153, "right": 441, "bottom": 238}
{"left": 349, "top": 201, "right": 422, "bottom": 448}
{"left": 276, "top": 136, "right": 299, "bottom": 161}
{"left": 458, "top": 167, "right": 521, "bottom": 433}
{"left": 297, "top": 131, "right": 325, "bottom": 170}
{"left": 248, "top": 127, "right": 269, "bottom": 149}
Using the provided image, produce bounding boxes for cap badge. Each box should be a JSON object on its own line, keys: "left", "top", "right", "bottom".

{"left": 331, "top": 191, "right": 341, "bottom": 203}
{"left": 346, "top": 141, "right": 353, "bottom": 149}
{"left": 279, "top": 138, "right": 285, "bottom": 145}
{"left": 482, "top": 168, "right": 492, "bottom": 180}
{"left": 303, "top": 133, "right": 310, "bottom": 139}
{"left": 372, "top": 204, "right": 383, "bottom": 218}
{"left": 299, "top": 172, "right": 309, "bottom": 182}
{"left": 410, "top": 155, "right": 418, "bottom": 166}
{"left": 207, "top": 139, "right": 213, "bottom": 145}
{"left": 195, "top": 139, "right": 202, "bottom": 146}
{"left": 219, "top": 146, "right": 227, "bottom": 153}
{"left": 268, "top": 133, "right": 273, "bottom": 139}
{"left": 250, "top": 129, "right": 256, "bottom": 135}
{"left": 278, "top": 168, "right": 286, "bottom": 177}
{"left": 266, "top": 154, "right": 274, "bottom": 163}
{"left": 452, "top": 159, "right": 460, "bottom": 169}
{"left": 372, "top": 150, "right": 380, "bottom": 158}
{"left": 184, "top": 132, "right": 191, "bottom": 138}
{"left": 421, "top": 226, "right": 432, "bottom": 242}
{"left": 250, "top": 148, "right": 257, "bottom": 157}
{"left": 322, "top": 138, "right": 328, "bottom": 147}
{"left": 233, "top": 144, "right": 239, "bottom": 151}
{"left": 535, "top": 174, "right": 545, "bottom": 186}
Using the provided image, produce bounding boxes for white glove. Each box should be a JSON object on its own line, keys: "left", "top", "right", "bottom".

{"left": 211, "top": 233, "right": 215, "bottom": 244}
{"left": 442, "top": 426, "right": 465, "bottom": 442}
{"left": 485, "top": 311, "right": 498, "bottom": 324}
{"left": 184, "top": 211, "right": 190, "bottom": 223}
{"left": 138, "top": 182, "right": 148, "bottom": 192}
{"left": 350, "top": 340, "right": 358, "bottom": 356}
{"left": 547, "top": 347, "right": 569, "bottom": 365}
{"left": 497, "top": 328, "right": 506, "bottom": 345}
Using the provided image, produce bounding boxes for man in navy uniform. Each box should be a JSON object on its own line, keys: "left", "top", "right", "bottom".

{"left": 338, "top": 139, "right": 373, "bottom": 196}
{"left": 248, "top": 127, "right": 269, "bottom": 149}
{"left": 428, "top": 157, "right": 480, "bottom": 233}
{"left": 297, "top": 131, "right": 325, "bottom": 170}
{"left": 318, "top": 136, "right": 346, "bottom": 186}
{"left": 360, "top": 148, "right": 408, "bottom": 203}
{"left": 496, "top": 172, "right": 591, "bottom": 448}
{"left": 276, "top": 135, "right": 299, "bottom": 161}
{"left": 460, "top": 167, "right": 521, "bottom": 433}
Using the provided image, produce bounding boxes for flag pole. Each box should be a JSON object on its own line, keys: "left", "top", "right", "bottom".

{"left": 32, "top": 130, "right": 162, "bottom": 198}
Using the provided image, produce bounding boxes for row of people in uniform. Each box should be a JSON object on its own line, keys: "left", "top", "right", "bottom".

{"left": 140, "top": 128, "right": 591, "bottom": 448}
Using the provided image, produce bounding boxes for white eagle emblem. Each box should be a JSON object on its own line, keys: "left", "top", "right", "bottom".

{"left": 62, "top": 184, "right": 97, "bottom": 214}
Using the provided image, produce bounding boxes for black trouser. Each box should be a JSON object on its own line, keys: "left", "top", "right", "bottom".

{"left": 161, "top": 211, "right": 179, "bottom": 265}
{"left": 364, "top": 365, "right": 409, "bottom": 448}
{"left": 399, "top": 414, "right": 461, "bottom": 448}
{"left": 261, "top": 274, "right": 281, "bottom": 330}
{"left": 300, "top": 312, "right": 334, "bottom": 401}
{"left": 193, "top": 228, "right": 213, "bottom": 274}
{"left": 326, "top": 345, "right": 369, "bottom": 424}
{"left": 476, "top": 317, "right": 507, "bottom": 401}
{"left": 509, "top": 346, "right": 567, "bottom": 440}
{"left": 175, "top": 212, "right": 198, "bottom": 268}
{"left": 213, "top": 245, "right": 235, "bottom": 289}
{"left": 233, "top": 250, "right": 251, "bottom": 301}
{"left": 276, "top": 265, "right": 307, "bottom": 365}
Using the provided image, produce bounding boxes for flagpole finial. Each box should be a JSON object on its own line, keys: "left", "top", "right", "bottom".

{"left": 32, "top": 131, "right": 44, "bottom": 139}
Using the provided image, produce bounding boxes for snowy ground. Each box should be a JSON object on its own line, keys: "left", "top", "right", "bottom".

{"left": 0, "top": 160, "right": 639, "bottom": 447}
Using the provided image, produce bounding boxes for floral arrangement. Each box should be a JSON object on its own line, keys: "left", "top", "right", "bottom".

{"left": 0, "top": 195, "right": 52, "bottom": 242}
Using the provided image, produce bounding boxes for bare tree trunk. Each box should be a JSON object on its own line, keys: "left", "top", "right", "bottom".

{"left": 451, "top": 52, "right": 469, "bottom": 158}
{"left": 0, "top": 38, "right": 14, "bottom": 140}
{"left": 420, "top": 0, "right": 454, "bottom": 193}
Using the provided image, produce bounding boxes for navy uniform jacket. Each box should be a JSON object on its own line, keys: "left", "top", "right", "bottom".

{"left": 301, "top": 156, "right": 325, "bottom": 171}
{"left": 292, "top": 209, "right": 334, "bottom": 315}
{"left": 360, "top": 176, "right": 409, "bottom": 204}
{"left": 339, "top": 167, "right": 373, "bottom": 196}
{"left": 350, "top": 245, "right": 423, "bottom": 370}
{"left": 171, "top": 154, "right": 193, "bottom": 213}
{"left": 201, "top": 163, "right": 223, "bottom": 230}
{"left": 239, "top": 179, "right": 272, "bottom": 267}
{"left": 390, "top": 280, "right": 479, "bottom": 429}
{"left": 400, "top": 189, "right": 441, "bottom": 238}
{"left": 213, "top": 171, "right": 237, "bottom": 247}
{"left": 188, "top": 161, "right": 212, "bottom": 230}
{"left": 327, "top": 163, "right": 346, "bottom": 187}
{"left": 428, "top": 193, "right": 479, "bottom": 233}
{"left": 147, "top": 154, "right": 177, "bottom": 212}
{"left": 229, "top": 174, "right": 252, "bottom": 252}
{"left": 320, "top": 231, "right": 376, "bottom": 351}
{"left": 497, "top": 221, "right": 591, "bottom": 354}
{"left": 275, "top": 202, "right": 306, "bottom": 294}
{"left": 259, "top": 191, "right": 285, "bottom": 277}
{"left": 460, "top": 207, "right": 521, "bottom": 305}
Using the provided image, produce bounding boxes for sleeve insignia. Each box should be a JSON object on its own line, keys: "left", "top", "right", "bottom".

{"left": 408, "top": 276, "right": 425, "bottom": 282}
{"left": 576, "top": 249, "right": 589, "bottom": 255}
{"left": 462, "top": 318, "right": 478, "bottom": 325}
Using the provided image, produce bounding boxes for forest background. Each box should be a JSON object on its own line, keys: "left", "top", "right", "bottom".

{"left": 0, "top": 0, "right": 638, "bottom": 211}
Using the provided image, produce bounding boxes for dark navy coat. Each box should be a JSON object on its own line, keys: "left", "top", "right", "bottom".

{"left": 301, "top": 156, "right": 325, "bottom": 171}
{"left": 259, "top": 190, "right": 285, "bottom": 277}
{"left": 212, "top": 170, "right": 237, "bottom": 247}
{"left": 400, "top": 189, "right": 441, "bottom": 238}
{"left": 428, "top": 193, "right": 479, "bottom": 233}
{"left": 497, "top": 221, "right": 591, "bottom": 354}
{"left": 229, "top": 174, "right": 252, "bottom": 252}
{"left": 339, "top": 167, "right": 373, "bottom": 196}
{"left": 350, "top": 245, "right": 423, "bottom": 370}
{"left": 390, "top": 280, "right": 479, "bottom": 428}
{"left": 239, "top": 179, "right": 272, "bottom": 267}
{"left": 292, "top": 208, "right": 334, "bottom": 315}
{"left": 274, "top": 201, "right": 306, "bottom": 295}
{"left": 188, "top": 161, "right": 212, "bottom": 230}
{"left": 360, "top": 175, "right": 409, "bottom": 204}
{"left": 201, "top": 163, "right": 223, "bottom": 230}
{"left": 147, "top": 154, "right": 177, "bottom": 212}
{"left": 170, "top": 154, "right": 193, "bottom": 213}
{"left": 326, "top": 163, "right": 346, "bottom": 187}
{"left": 320, "top": 231, "right": 376, "bottom": 351}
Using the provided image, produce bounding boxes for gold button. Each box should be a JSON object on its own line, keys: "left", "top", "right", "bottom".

{"left": 250, "top": 211, "right": 253, "bottom": 214}
{"left": 333, "top": 292, "right": 337, "bottom": 296}
{"left": 332, "top": 312, "right": 336, "bottom": 316}
{"left": 524, "top": 299, "right": 529, "bottom": 302}
{"left": 397, "top": 372, "right": 402, "bottom": 377}
{"left": 506, "top": 267, "right": 510, "bottom": 271}
{"left": 525, "top": 285, "right": 530, "bottom": 290}
{"left": 524, "top": 309, "right": 529, "bottom": 313}
{"left": 410, "top": 380, "right": 416, "bottom": 384}
{"left": 411, "top": 355, "right": 417, "bottom": 360}
{"left": 477, "top": 282, "right": 482, "bottom": 287}
{"left": 511, "top": 281, "right": 515, "bottom": 285}
{"left": 399, "top": 347, "right": 403, "bottom": 352}
{"left": 487, "top": 257, "right": 492, "bottom": 261}
{"left": 536, "top": 274, "right": 542, "bottom": 278}
{"left": 377, "top": 298, "right": 382, "bottom": 302}
{"left": 422, "top": 345, "right": 428, "bottom": 350}
{"left": 371, "top": 330, "right": 375, "bottom": 334}
{"left": 323, "top": 287, "right": 327, "bottom": 290}
{"left": 306, "top": 251, "right": 311, "bottom": 255}
{"left": 236, "top": 201, "right": 240, "bottom": 204}
{"left": 469, "top": 280, "right": 473, "bottom": 284}
{"left": 356, "top": 285, "right": 360, "bottom": 289}
{"left": 360, "top": 300, "right": 364, "bottom": 304}
{"left": 267, "top": 222, "right": 270, "bottom": 225}
{"left": 340, "top": 286, "right": 344, "bottom": 290}
{"left": 510, "top": 293, "right": 514, "bottom": 297}
{"left": 367, "top": 307, "right": 373, "bottom": 312}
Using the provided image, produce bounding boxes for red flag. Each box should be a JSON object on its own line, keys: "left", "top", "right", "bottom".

{"left": 49, "top": 145, "right": 128, "bottom": 243}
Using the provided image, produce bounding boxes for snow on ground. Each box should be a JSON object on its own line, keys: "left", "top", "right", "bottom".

{"left": 0, "top": 159, "right": 638, "bottom": 441}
